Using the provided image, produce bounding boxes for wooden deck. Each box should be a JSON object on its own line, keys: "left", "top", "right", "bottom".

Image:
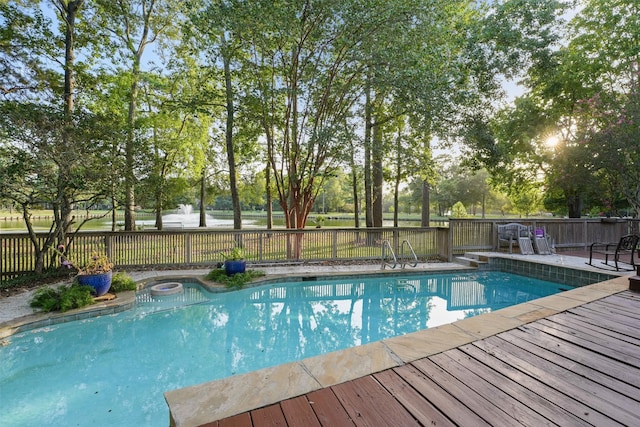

{"left": 205, "top": 290, "right": 640, "bottom": 427}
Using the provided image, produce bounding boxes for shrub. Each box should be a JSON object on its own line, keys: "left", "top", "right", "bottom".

{"left": 30, "top": 284, "right": 94, "bottom": 313}
{"left": 205, "top": 268, "right": 265, "bottom": 289}
{"left": 451, "top": 201, "right": 468, "bottom": 218}
{"left": 110, "top": 272, "right": 137, "bottom": 293}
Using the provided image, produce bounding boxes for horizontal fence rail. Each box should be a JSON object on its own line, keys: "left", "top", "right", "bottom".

{"left": 1, "top": 228, "right": 440, "bottom": 279}
{"left": 2, "top": 218, "right": 639, "bottom": 279}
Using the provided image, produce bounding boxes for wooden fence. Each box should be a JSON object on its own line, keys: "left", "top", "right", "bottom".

{"left": 446, "top": 218, "right": 640, "bottom": 259}
{"left": 1, "top": 218, "right": 639, "bottom": 279}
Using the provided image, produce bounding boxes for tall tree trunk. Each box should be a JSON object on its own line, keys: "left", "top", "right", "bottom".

{"left": 393, "top": 177, "right": 400, "bottom": 227}
{"left": 393, "top": 132, "right": 401, "bottom": 228}
{"left": 567, "top": 192, "right": 582, "bottom": 218}
{"left": 265, "top": 162, "right": 273, "bottom": 229}
{"left": 223, "top": 44, "right": 242, "bottom": 230}
{"left": 154, "top": 191, "right": 163, "bottom": 230}
{"left": 421, "top": 181, "right": 430, "bottom": 227}
{"left": 56, "top": 0, "right": 84, "bottom": 264}
{"left": 199, "top": 168, "right": 207, "bottom": 227}
{"left": 372, "top": 123, "right": 383, "bottom": 228}
{"left": 364, "top": 78, "right": 373, "bottom": 228}
{"left": 124, "top": 58, "right": 140, "bottom": 231}
{"left": 349, "top": 140, "right": 360, "bottom": 228}
{"left": 111, "top": 195, "right": 117, "bottom": 231}
{"left": 421, "top": 137, "right": 431, "bottom": 227}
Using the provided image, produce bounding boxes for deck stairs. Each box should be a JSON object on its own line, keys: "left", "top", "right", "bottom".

{"left": 454, "top": 252, "right": 490, "bottom": 269}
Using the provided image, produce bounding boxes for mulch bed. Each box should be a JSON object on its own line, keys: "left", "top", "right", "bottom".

{"left": 0, "top": 272, "right": 76, "bottom": 298}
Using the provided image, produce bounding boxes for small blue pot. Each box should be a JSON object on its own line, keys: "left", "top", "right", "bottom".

{"left": 224, "top": 260, "right": 246, "bottom": 276}
{"left": 77, "top": 271, "right": 113, "bottom": 296}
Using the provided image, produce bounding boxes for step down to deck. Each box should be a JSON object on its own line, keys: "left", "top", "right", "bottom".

{"left": 454, "top": 253, "right": 490, "bottom": 269}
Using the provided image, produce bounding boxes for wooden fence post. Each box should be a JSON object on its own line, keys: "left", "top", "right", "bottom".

{"left": 185, "top": 233, "right": 192, "bottom": 264}
{"left": 105, "top": 234, "right": 112, "bottom": 260}
{"left": 332, "top": 230, "right": 338, "bottom": 258}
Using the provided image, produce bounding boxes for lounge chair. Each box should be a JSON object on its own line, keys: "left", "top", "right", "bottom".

{"left": 497, "top": 223, "right": 534, "bottom": 255}
{"left": 533, "top": 227, "right": 553, "bottom": 255}
{"left": 587, "top": 234, "right": 639, "bottom": 271}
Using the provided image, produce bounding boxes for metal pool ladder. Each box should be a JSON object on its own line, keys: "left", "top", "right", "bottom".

{"left": 381, "top": 239, "right": 418, "bottom": 269}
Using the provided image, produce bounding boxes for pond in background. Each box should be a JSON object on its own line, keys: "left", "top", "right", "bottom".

{"left": 0, "top": 211, "right": 428, "bottom": 232}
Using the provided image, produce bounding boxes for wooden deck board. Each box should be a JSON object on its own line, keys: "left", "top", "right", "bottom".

{"left": 550, "top": 312, "right": 640, "bottom": 346}
{"left": 443, "top": 348, "right": 584, "bottom": 426}
{"left": 331, "top": 376, "right": 421, "bottom": 426}
{"left": 528, "top": 319, "right": 640, "bottom": 366}
{"left": 305, "top": 388, "right": 355, "bottom": 426}
{"left": 393, "top": 363, "right": 490, "bottom": 426}
{"left": 503, "top": 328, "right": 640, "bottom": 407}
{"left": 372, "top": 369, "right": 455, "bottom": 427}
{"left": 475, "top": 336, "right": 640, "bottom": 425}
{"left": 280, "top": 396, "right": 322, "bottom": 427}
{"left": 218, "top": 412, "right": 252, "bottom": 427}
{"left": 250, "top": 404, "right": 287, "bottom": 427}
{"left": 570, "top": 305, "right": 640, "bottom": 339}
{"left": 508, "top": 326, "right": 640, "bottom": 393}
{"left": 458, "top": 343, "right": 610, "bottom": 426}
{"left": 210, "top": 291, "right": 640, "bottom": 427}
{"left": 412, "top": 357, "right": 527, "bottom": 426}
{"left": 429, "top": 351, "right": 555, "bottom": 426}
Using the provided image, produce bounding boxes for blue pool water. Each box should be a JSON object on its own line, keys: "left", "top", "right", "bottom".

{"left": 0, "top": 271, "right": 573, "bottom": 426}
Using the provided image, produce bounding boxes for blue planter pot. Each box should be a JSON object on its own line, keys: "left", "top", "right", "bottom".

{"left": 77, "top": 271, "right": 112, "bottom": 296}
{"left": 224, "top": 260, "right": 246, "bottom": 276}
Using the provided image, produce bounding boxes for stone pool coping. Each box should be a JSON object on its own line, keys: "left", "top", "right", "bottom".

{"left": 164, "top": 274, "right": 631, "bottom": 427}
{"left": 0, "top": 291, "right": 138, "bottom": 340}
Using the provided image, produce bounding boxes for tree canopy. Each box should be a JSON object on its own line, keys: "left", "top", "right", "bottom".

{"left": 2, "top": 0, "right": 637, "bottom": 265}
{"left": 462, "top": 0, "right": 640, "bottom": 218}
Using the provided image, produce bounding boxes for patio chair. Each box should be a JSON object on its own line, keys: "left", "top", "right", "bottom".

{"left": 497, "top": 223, "right": 534, "bottom": 254}
{"left": 587, "top": 234, "right": 640, "bottom": 271}
{"left": 532, "top": 227, "right": 553, "bottom": 255}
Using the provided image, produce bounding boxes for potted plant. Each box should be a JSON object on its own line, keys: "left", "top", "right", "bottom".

{"left": 74, "top": 251, "right": 114, "bottom": 296}
{"left": 221, "top": 246, "right": 246, "bottom": 276}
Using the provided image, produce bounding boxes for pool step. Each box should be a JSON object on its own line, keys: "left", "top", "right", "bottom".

{"left": 454, "top": 253, "right": 490, "bottom": 269}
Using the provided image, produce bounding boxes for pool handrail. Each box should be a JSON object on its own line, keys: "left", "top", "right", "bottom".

{"left": 381, "top": 240, "right": 397, "bottom": 269}
{"left": 400, "top": 239, "right": 418, "bottom": 268}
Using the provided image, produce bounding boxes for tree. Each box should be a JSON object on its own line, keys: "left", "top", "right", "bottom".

{"left": 360, "top": 0, "right": 487, "bottom": 228}
{"left": 0, "top": 103, "right": 113, "bottom": 272}
{"left": 0, "top": 2, "right": 50, "bottom": 97}
{"left": 0, "top": 1, "right": 116, "bottom": 272}
{"left": 92, "top": 0, "right": 181, "bottom": 230}
{"left": 451, "top": 201, "right": 468, "bottom": 218}
{"left": 187, "top": 1, "right": 265, "bottom": 232}
{"left": 585, "top": 91, "right": 640, "bottom": 215}
{"left": 459, "top": 0, "right": 572, "bottom": 210}
{"left": 195, "top": 0, "right": 368, "bottom": 257}
{"left": 566, "top": 0, "right": 640, "bottom": 215}
{"left": 463, "top": 0, "right": 640, "bottom": 218}
{"left": 137, "top": 71, "right": 211, "bottom": 229}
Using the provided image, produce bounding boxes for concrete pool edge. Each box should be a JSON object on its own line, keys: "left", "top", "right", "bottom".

{"left": 163, "top": 274, "right": 631, "bottom": 427}
{"left": 0, "top": 291, "right": 137, "bottom": 340}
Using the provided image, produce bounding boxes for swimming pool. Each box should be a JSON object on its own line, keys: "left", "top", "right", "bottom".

{"left": 0, "top": 271, "right": 574, "bottom": 426}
